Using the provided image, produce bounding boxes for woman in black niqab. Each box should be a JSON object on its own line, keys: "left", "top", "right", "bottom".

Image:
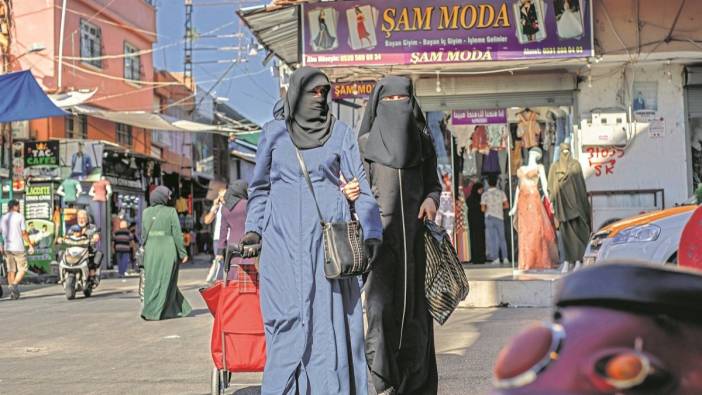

{"left": 283, "top": 67, "right": 333, "bottom": 149}
{"left": 356, "top": 75, "right": 441, "bottom": 395}
{"left": 358, "top": 76, "right": 426, "bottom": 169}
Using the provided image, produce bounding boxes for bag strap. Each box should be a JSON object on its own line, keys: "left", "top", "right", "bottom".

{"left": 140, "top": 210, "right": 160, "bottom": 248}
{"left": 294, "top": 148, "right": 325, "bottom": 226}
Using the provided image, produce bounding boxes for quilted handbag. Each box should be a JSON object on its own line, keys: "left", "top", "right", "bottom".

{"left": 424, "top": 219, "right": 470, "bottom": 325}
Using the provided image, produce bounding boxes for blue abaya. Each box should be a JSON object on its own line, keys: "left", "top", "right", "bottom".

{"left": 246, "top": 119, "right": 382, "bottom": 395}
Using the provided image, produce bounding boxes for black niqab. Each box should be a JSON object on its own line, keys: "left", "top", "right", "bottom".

{"left": 150, "top": 186, "right": 171, "bottom": 206}
{"left": 284, "top": 67, "right": 332, "bottom": 149}
{"left": 358, "top": 76, "right": 426, "bottom": 169}
{"left": 223, "top": 180, "right": 248, "bottom": 211}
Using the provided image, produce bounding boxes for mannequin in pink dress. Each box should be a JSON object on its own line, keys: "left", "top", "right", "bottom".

{"left": 509, "top": 148, "right": 558, "bottom": 270}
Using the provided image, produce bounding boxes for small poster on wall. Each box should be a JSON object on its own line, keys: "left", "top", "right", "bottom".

{"left": 649, "top": 117, "right": 666, "bottom": 139}
{"left": 632, "top": 81, "right": 658, "bottom": 112}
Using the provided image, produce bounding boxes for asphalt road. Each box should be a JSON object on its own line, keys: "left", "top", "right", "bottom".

{"left": 0, "top": 261, "right": 550, "bottom": 395}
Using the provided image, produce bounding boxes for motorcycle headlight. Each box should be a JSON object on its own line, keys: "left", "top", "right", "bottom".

{"left": 611, "top": 224, "right": 661, "bottom": 245}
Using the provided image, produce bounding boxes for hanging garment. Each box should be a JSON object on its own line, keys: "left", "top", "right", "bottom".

{"left": 548, "top": 144, "right": 592, "bottom": 263}
{"left": 518, "top": 111, "right": 541, "bottom": 149}
{"left": 246, "top": 120, "right": 382, "bottom": 395}
{"left": 462, "top": 149, "right": 478, "bottom": 177}
{"left": 91, "top": 179, "right": 110, "bottom": 202}
{"left": 452, "top": 124, "right": 473, "bottom": 154}
{"left": 175, "top": 197, "right": 188, "bottom": 213}
{"left": 454, "top": 192, "right": 471, "bottom": 262}
{"left": 516, "top": 167, "right": 559, "bottom": 270}
{"left": 510, "top": 140, "right": 524, "bottom": 176}
{"left": 483, "top": 150, "right": 501, "bottom": 175}
{"left": 487, "top": 124, "right": 507, "bottom": 149}
{"left": 553, "top": 114, "right": 568, "bottom": 162}
{"left": 60, "top": 179, "right": 81, "bottom": 203}
{"left": 470, "top": 125, "right": 490, "bottom": 154}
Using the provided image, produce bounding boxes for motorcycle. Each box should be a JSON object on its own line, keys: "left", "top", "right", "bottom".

{"left": 57, "top": 240, "right": 102, "bottom": 300}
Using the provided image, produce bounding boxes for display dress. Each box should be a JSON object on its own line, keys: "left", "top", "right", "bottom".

{"left": 356, "top": 12, "right": 370, "bottom": 42}
{"left": 548, "top": 145, "right": 592, "bottom": 263}
{"left": 516, "top": 167, "right": 559, "bottom": 270}
{"left": 556, "top": 1, "right": 583, "bottom": 39}
{"left": 314, "top": 12, "right": 336, "bottom": 50}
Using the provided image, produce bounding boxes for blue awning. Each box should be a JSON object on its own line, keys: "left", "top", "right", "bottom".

{"left": 0, "top": 70, "right": 66, "bottom": 122}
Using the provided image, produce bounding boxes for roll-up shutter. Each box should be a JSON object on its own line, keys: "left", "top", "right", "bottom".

{"left": 686, "top": 86, "right": 702, "bottom": 119}
{"left": 415, "top": 72, "right": 576, "bottom": 111}
{"left": 418, "top": 90, "right": 574, "bottom": 112}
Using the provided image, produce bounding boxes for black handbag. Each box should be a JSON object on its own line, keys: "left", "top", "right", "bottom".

{"left": 294, "top": 147, "right": 369, "bottom": 279}
{"left": 424, "top": 219, "right": 470, "bottom": 325}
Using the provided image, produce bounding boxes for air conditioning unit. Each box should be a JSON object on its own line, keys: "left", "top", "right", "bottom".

{"left": 580, "top": 109, "right": 629, "bottom": 146}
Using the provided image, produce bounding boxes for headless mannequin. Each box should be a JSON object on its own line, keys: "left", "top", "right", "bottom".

{"left": 56, "top": 181, "right": 83, "bottom": 206}
{"left": 508, "top": 149, "right": 549, "bottom": 217}
{"left": 88, "top": 176, "right": 112, "bottom": 202}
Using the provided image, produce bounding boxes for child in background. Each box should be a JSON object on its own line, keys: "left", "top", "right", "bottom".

{"left": 481, "top": 175, "right": 510, "bottom": 264}
{"left": 113, "top": 220, "right": 135, "bottom": 279}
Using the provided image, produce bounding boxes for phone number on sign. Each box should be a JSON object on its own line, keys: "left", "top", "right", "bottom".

{"left": 541, "top": 46, "right": 585, "bottom": 56}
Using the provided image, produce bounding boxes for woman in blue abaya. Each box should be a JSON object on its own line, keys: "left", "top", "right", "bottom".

{"left": 240, "top": 67, "right": 383, "bottom": 395}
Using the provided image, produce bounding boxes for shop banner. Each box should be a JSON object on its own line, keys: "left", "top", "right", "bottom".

{"left": 332, "top": 80, "right": 377, "bottom": 100}
{"left": 61, "top": 141, "right": 103, "bottom": 181}
{"left": 24, "top": 183, "right": 55, "bottom": 273}
{"left": 24, "top": 140, "right": 60, "bottom": 179}
{"left": 452, "top": 108, "right": 507, "bottom": 125}
{"left": 302, "top": 0, "right": 593, "bottom": 67}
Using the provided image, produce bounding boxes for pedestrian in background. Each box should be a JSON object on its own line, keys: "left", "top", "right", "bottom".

{"left": 0, "top": 199, "right": 35, "bottom": 300}
{"left": 481, "top": 175, "right": 510, "bottom": 264}
{"left": 241, "top": 67, "right": 382, "bottom": 394}
{"left": 202, "top": 186, "right": 226, "bottom": 283}
{"left": 355, "top": 75, "right": 441, "bottom": 395}
{"left": 140, "top": 186, "right": 191, "bottom": 321}
{"left": 215, "top": 180, "right": 252, "bottom": 276}
{"left": 113, "top": 220, "right": 135, "bottom": 279}
{"left": 128, "top": 222, "right": 139, "bottom": 273}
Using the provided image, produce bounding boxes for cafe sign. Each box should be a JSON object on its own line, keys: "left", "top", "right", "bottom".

{"left": 23, "top": 141, "right": 60, "bottom": 179}
{"left": 302, "top": 0, "right": 594, "bottom": 67}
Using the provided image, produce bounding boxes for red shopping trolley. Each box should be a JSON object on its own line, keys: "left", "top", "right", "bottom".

{"left": 200, "top": 245, "right": 266, "bottom": 395}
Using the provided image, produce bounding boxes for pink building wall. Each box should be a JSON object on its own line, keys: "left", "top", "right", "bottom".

{"left": 11, "top": 0, "right": 156, "bottom": 155}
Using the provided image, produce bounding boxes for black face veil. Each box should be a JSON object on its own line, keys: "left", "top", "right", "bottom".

{"left": 284, "top": 67, "right": 333, "bottom": 149}
{"left": 358, "top": 76, "right": 426, "bottom": 169}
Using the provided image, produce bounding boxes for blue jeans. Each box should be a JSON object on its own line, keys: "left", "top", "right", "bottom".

{"left": 485, "top": 215, "right": 508, "bottom": 261}
{"left": 116, "top": 252, "right": 131, "bottom": 276}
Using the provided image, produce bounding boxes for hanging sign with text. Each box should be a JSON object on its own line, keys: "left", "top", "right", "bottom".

{"left": 332, "top": 80, "right": 377, "bottom": 100}
{"left": 452, "top": 108, "right": 507, "bottom": 125}
{"left": 302, "top": 0, "right": 594, "bottom": 67}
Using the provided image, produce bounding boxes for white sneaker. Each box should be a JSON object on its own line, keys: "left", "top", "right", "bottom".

{"left": 573, "top": 261, "right": 582, "bottom": 271}
{"left": 502, "top": 259, "right": 510, "bottom": 265}
{"left": 560, "top": 261, "right": 571, "bottom": 273}
{"left": 491, "top": 259, "right": 501, "bottom": 265}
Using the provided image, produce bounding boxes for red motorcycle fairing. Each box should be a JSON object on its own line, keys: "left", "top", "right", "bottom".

{"left": 492, "top": 263, "right": 702, "bottom": 395}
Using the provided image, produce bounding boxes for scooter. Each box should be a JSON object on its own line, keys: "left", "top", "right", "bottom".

{"left": 57, "top": 241, "right": 102, "bottom": 300}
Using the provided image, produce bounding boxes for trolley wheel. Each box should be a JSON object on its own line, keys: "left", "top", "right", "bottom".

{"left": 211, "top": 367, "right": 221, "bottom": 395}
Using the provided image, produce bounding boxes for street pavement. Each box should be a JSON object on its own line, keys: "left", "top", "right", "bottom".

{"left": 0, "top": 260, "right": 550, "bottom": 395}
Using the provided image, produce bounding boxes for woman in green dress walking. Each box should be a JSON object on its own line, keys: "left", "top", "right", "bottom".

{"left": 141, "top": 186, "right": 191, "bottom": 321}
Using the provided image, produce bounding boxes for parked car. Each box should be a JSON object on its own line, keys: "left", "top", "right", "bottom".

{"left": 583, "top": 199, "right": 699, "bottom": 266}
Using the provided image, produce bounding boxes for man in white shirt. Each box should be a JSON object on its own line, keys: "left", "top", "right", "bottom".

{"left": 481, "top": 176, "right": 510, "bottom": 264}
{"left": 203, "top": 188, "right": 226, "bottom": 283}
{"left": 0, "top": 200, "right": 35, "bottom": 299}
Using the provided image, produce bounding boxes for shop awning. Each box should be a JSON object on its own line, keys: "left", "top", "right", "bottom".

{"left": 0, "top": 70, "right": 66, "bottom": 122}
{"left": 237, "top": 4, "right": 300, "bottom": 65}
{"left": 49, "top": 89, "right": 98, "bottom": 108}
{"left": 72, "top": 105, "right": 237, "bottom": 134}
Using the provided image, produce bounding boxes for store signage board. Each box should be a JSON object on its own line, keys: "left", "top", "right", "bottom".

{"left": 23, "top": 140, "right": 60, "bottom": 179}
{"left": 302, "top": 0, "right": 594, "bottom": 67}
{"left": 24, "top": 183, "right": 55, "bottom": 273}
{"left": 332, "top": 80, "right": 377, "bottom": 100}
{"left": 452, "top": 108, "right": 507, "bottom": 125}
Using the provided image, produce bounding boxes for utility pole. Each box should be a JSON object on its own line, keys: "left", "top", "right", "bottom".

{"left": 184, "top": 0, "right": 194, "bottom": 91}
{"left": 0, "top": 0, "right": 13, "bottom": 201}
{"left": 57, "top": 0, "right": 68, "bottom": 90}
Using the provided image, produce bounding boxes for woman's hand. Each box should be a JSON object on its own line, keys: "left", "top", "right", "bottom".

{"left": 508, "top": 207, "right": 517, "bottom": 217}
{"left": 418, "top": 198, "right": 437, "bottom": 220}
{"left": 364, "top": 238, "right": 382, "bottom": 267}
{"left": 340, "top": 175, "right": 360, "bottom": 202}
{"left": 181, "top": 256, "right": 189, "bottom": 264}
{"left": 240, "top": 232, "right": 262, "bottom": 258}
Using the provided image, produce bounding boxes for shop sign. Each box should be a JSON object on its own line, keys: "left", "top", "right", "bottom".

{"left": 302, "top": 0, "right": 594, "bottom": 67}
{"left": 61, "top": 141, "right": 103, "bottom": 181}
{"left": 332, "top": 80, "right": 377, "bottom": 100}
{"left": 23, "top": 140, "right": 60, "bottom": 179}
{"left": 452, "top": 108, "right": 507, "bottom": 125}
{"left": 24, "top": 183, "right": 55, "bottom": 273}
